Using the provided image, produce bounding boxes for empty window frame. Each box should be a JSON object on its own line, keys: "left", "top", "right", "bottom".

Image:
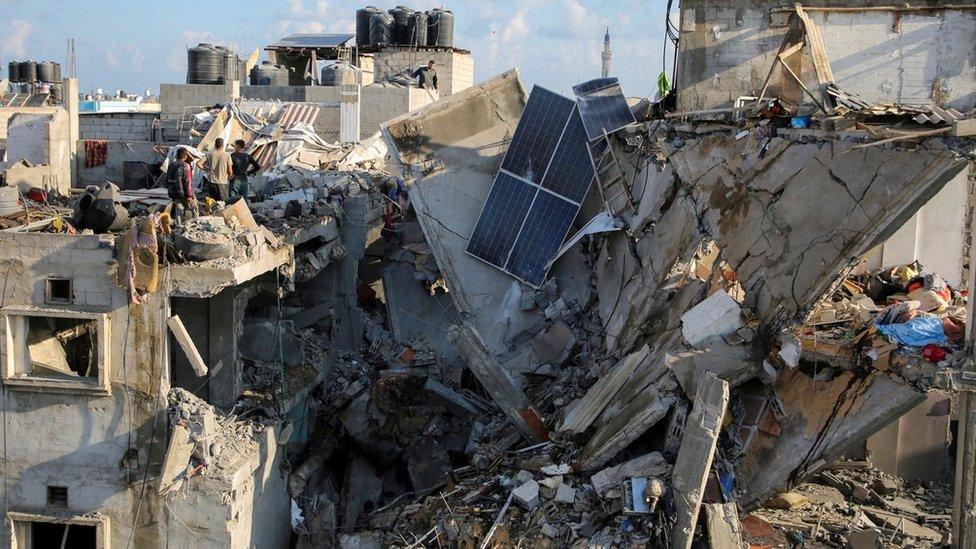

{"left": 44, "top": 278, "right": 73, "bottom": 305}
{"left": 2, "top": 308, "right": 111, "bottom": 394}
{"left": 8, "top": 512, "right": 109, "bottom": 549}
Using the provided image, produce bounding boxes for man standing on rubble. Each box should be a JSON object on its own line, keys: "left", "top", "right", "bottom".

{"left": 202, "top": 138, "right": 233, "bottom": 202}
{"left": 167, "top": 147, "right": 198, "bottom": 223}
{"left": 412, "top": 60, "right": 438, "bottom": 92}
{"left": 230, "top": 139, "right": 261, "bottom": 201}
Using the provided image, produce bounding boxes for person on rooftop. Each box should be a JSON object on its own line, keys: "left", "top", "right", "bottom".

{"left": 412, "top": 60, "right": 438, "bottom": 91}
{"left": 201, "top": 137, "right": 232, "bottom": 202}
{"left": 167, "top": 147, "right": 198, "bottom": 223}
{"left": 230, "top": 139, "right": 261, "bottom": 201}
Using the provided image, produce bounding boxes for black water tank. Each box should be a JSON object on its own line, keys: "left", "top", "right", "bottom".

{"left": 187, "top": 44, "right": 223, "bottom": 84}
{"left": 427, "top": 9, "right": 455, "bottom": 48}
{"left": 410, "top": 11, "right": 428, "bottom": 46}
{"left": 52, "top": 62, "right": 61, "bottom": 83}
{"left": 20, "top": 60, "right": 37, "bottom": 82}
{"left": 37, "top": 61, "right": 56, "bottom": 83}
{"left": 369, "top": 11, "right": 394, "bottom": 46}
{"left": 390, "top": 5, "right": 413, "bottom": 44}
{"left": 321, "top": 62, "right": 361, "bottom": 86}
{"left": 356, "top": 6, "right": 384, "bottom": 46}
{"left": 250, "top": 61, "right": 286, "bottom": 85}
{"left": 8, "top": 61, "right": 21, "bottom": 83}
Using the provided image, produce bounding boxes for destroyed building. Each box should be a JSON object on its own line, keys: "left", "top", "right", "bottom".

{"left": 3, "top": 1, "right": 976, "bottom": 548}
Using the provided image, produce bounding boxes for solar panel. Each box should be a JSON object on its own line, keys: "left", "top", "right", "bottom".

{"left": 466, "top": 172, "right": 536, "bottom": 268}
{"left": 466, "top": 86, "right": 596, "bottom": 287}
{"left": 573, "top": 77, "right": 636, "bottom": 141}
{"left": 267, "top": 34, "right": 355, "bottom": 49}
{"left": 541, "top": 110, "right": 594, "bottom": 203}
{"left": 501, "top": 87, "right": 575, "bottom": 182}
{"left": 505, "top": 192, "right": 580, "bottom": 286}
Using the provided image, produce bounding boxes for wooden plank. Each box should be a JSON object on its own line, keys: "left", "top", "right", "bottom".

{"left": 776, "top": 54, "right": 830, "bottom": 114}
{"left": 167, "top": 315, "right": 208, "bottom": 376}
{"left": 795, "top": 4, "right": 835, "bottom": 83}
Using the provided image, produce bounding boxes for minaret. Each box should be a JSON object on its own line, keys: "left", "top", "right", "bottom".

{"left": 601, "top": 27, "right": 612, "bottom": 78}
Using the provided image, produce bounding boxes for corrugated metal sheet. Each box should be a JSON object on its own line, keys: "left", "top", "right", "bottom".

{"left": 280, "top": 104, "right": 320, "bottom": 130}
{"left": 828, "top": 83, "right": 967, "bottom": 125}
{"left": 252, "top": 141, "right": 278, "bottom": 171}
{"left": 912, "top": 106, "right": 965, "bottom": 125}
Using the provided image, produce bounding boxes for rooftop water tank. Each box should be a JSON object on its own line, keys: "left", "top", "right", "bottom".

{"left": 250, "top": 61, "right": 288, "bottom": 86}
{"left": 320, "top": 62, "right": 362, "bottom": 86}
{"left": 390, "top": 5, "right": 413, "bottom": 45}
{"left": 20, "top": 60, "right": 37, "bottom": 82}
{"left": 427, "top": 9, "right": 455, "bottom": 48}
{"left": 369, "top": 11, "right": 394, "bottom": 46}
{"left": 187, "top": 44, "right": 223, "bottom": 84}
{"left": 356, "top": 6, "right": 385, "bottom": 47}
{"left": 52, "top": 62, "right": 61, "bottom": 83}
{"left": 409, "top": 11, "right": 428, "bottom": 47}
{"left": 36, "top": 61, "right": 56, "bottom": 83}
{"left": 8, "top": 61, "right": 21, "bottom": 83}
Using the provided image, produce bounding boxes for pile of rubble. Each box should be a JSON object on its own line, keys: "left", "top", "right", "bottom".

{"left": 277, "top": 68, "right": 976, "bottom": 548}
{"left": 748, "top": 461, "right": 952, "bottom": 547}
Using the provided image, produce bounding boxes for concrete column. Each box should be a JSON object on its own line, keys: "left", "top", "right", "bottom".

{"left": 340, "top": 84, "right": 361, "bottom": 143}
{"left": 63, "top": 77, "right": 79, "bottom": 187}
{"left": 333, "top": 194, "right": 366, "bottom": 349}
{"left": 208, "top": 287, "right": 240, "bottom": 410}
{"left": 955, "top": 161, "right": 976, "bottom": 547}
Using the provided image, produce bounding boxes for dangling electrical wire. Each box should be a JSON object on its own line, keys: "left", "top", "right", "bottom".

{"left": 662, "top": 0, "right": 680, "bottom": 97}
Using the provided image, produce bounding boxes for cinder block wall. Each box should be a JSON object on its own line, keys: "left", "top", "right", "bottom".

{"left": 160, "top": 82, "right": 239, "bottom": 118}
{"left": 676, "top": 0, "right": 976, "bottom": 111}
{"left": 372, "top": 49, "right": 474, "bottom": 96}
{"left": 78, "top": 112, "right": 157, "bottom": 142}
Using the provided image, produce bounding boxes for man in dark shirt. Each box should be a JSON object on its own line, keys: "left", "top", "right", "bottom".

{"left": 412, "top": 60, "right": 438, "bottom": 91}
{"left": 167, "top": 147, "right": 198, "bottom": 223}
{"left": 230, "top": 139, "right": 261, "bottom": 200}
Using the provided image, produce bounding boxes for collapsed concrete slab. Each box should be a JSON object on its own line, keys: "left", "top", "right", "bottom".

{"left": 581, "top": 133, "right": 967, "bottom": 470}
{"left": 448, "top": 323, "right": 548, "bottom": 442}
{"left": 382, "top": 70, "right": 592, "bottom": 355}
{"left": 734, "top": 368, "right": 928, "bottom": 510}
{"left": 671, "top": 372, "right": 729, "bottom": 549}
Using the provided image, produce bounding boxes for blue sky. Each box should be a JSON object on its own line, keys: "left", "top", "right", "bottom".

{"left": 0, "top": 0, "right": 672, "bottom": 98}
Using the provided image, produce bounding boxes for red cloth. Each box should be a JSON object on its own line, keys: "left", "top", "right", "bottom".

{"left": 84, "top": 140, "right": 108, "bottom": 167}
{"left": 182, "top": 163, "right": 194, "bottom": 199}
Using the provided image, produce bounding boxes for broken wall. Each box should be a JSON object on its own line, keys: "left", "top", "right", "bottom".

{"left": 371, "top": 49, "right": 474, "bottom": 96}
{"left": 676, "top": 1, "right": 976, "bottom": 111}
{"left": 1, "top": 107, "right": 72, "bottom": 193}
{"left": 0, "top": 232, "right": 170, "bottom": 547}
{"left": 579, "top": 131, "right": 966, "bottom": 485}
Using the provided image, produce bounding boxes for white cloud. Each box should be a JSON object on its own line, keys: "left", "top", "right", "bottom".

{"left": 287, "top": 0, "right": 305, "bottom": 16}
{"left": 295, "top": 21, "right": 326, "bottom": 34}
{"left": 0, "top": 19, "right": 31, "bottom": 58}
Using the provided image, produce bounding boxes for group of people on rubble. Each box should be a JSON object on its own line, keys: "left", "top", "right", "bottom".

{"left": 165, "top": 138, "right": 261, "bottom": 222}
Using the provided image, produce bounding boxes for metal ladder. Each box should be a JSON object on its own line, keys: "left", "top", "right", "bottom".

{"left": 587, "top": 131, "right": 634, "bottom": 217}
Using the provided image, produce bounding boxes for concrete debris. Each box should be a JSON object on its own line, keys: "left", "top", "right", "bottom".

{"left": 513, "top": 479, "right": 540, "bottom": 510}
{"left": 680, "top": 289, "right": 743, "bottom": 347}
{"left": 671, "top": 372, "right": 729, "bottom": 549}
{"left": 9, "top": 12, "right": 976, "bottom": 547}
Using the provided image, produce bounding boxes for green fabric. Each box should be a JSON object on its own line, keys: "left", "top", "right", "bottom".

{"left": 657, "top": 72, "right": 671, "bottom": 101}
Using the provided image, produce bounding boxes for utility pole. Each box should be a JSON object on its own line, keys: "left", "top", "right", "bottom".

{"left": 601, "top": 27, "right": 612, "bottom": 78}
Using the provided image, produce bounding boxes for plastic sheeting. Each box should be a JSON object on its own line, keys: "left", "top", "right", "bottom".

{"left": 876, "top": 315, "right": 947, "bottom": 347}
